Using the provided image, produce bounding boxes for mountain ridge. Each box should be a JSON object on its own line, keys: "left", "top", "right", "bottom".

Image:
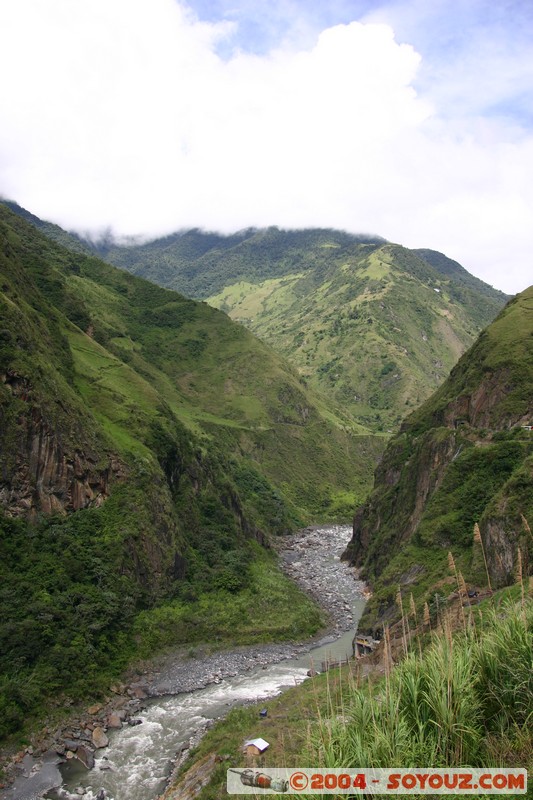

{"left": 2, "top": 202, "right": 509, "bottom": 432}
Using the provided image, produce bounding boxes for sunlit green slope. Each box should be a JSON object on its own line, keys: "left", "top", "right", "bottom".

{"left": 97, "top": 226, "right": 507, "bottom": 430}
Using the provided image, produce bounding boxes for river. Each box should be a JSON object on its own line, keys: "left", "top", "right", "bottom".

{"left": 5, "top": 525, "right": 366, "bottom": 800}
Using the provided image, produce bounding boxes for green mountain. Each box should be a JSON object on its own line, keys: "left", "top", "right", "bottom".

{"left": 94, "top": 226, "right": 508, "bottom": 430}
{"left": 1, "top": 199, "right": 95, "bottom": 256}
{"left": 3, "top": 207, "right": 508, "bottom": 431}
{"left": 0, "top": 205, "right": 382, "bottom": 738}
{"left": 343, "top": 286, "right": 533, "bottom": 633}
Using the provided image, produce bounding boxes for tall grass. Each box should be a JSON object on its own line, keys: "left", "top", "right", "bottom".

{"left": 309, "top": 598, "right": 532, "bottom": 770}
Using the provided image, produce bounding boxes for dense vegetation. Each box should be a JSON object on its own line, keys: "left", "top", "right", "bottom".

{"left": 4, "top": 205, "right": 507, "bottom": 431}
{"left": 344, "top": 286, "right": 533, "bottom": 633}
{"left": 94, "top": 224, "right": 507, "bottom": 430}
{"left": 0, "top": 205, "right": 377, "bottom": 740}
{"left": 163, "top": 591, "right": 532, "bottom": 800}
{"left": 0, "top": 506, "right": 323, "bottom": 740}
{"left": 316, "top": 598, "right": 532, "bottom": 771}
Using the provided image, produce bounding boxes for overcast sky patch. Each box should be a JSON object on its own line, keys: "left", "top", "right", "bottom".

{"left": 0, "top": 0, "right": 532, "bottom": 293}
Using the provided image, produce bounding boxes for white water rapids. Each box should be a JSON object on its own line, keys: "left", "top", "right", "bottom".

{"left": 39, "top": 525, "right": 366, "bottom": 800}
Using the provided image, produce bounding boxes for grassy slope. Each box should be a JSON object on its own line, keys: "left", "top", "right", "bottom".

{"left": 1, "top": 206, "right": 383, "bottom": 521}
{"left": 62, "top": 256, "right": 382, "bottom": 521}
{"left": 344, "top": 286, "right": 533, "bottom": 633}
{"left": 205, "top": 243, "right": 507, "bottom": 430}
{"left": 164, "top": 590, "right": 532, "bottom": 800}
{"left": 95, "top": 226, "right": 507, "bottom": 431}
{"left": 0, "top": 206, "right": 381, "bottom": 742}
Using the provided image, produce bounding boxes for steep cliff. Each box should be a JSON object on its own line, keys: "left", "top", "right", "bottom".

{"left": 0, "top": 220, "right": 119, "bottom": 517}
{"left": 0, "top": 202, "right": 270, "bottom": 623}
{"left": 343, "top": 286, "right": 533, "bottom": 632}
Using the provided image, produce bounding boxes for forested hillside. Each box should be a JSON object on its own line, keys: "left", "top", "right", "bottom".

{"left": 98, "top": 225, "right": 508, "bottom": 430}
{"left": 3, "top": 205, "right": 508, "bottom": 431}
{"left": 343, "top": 286, "right": 533, "bottom": 633}
{"left": 0, "top": 206, "right": 380, "bottom": 738}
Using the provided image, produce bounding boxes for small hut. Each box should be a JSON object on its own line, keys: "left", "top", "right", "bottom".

{"left": 353, "top": 634, "right": 378, "bottom": 657}
{"left": 243, "top": 738, "right": 270, "bottom": 758}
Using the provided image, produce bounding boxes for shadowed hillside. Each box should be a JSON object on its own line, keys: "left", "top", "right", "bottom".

{"left": 343, "top": 286, "right": 533, "bottom": 633}
{"left": 0, "top": 205, "right": 382, "bottom": 738}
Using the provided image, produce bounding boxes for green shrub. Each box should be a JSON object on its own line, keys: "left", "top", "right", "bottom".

{"left": 313, "top": 599, "right": 532, "bottom": 769}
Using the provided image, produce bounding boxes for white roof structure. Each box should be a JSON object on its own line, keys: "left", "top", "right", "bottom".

{"left": 243, "top": 738, "right": 270, "bottom": 752}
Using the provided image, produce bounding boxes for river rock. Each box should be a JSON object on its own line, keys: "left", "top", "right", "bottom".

{"left": 129, "top": 685, "right": 148, "bottom": 699}
{"left": 92, "top": 727, "right": 109, "bottom": 749}
{"left": 107, "top": 712, "right": 123, "bottom": 728}
{"left": 0, "top": 525, "right": 366, "bottom": 800}
{"left": 18, "top": 753, "right": 35, "bottom": 777}
{"left": 63, "top": 739, "right": 81, "bottom": 751}
{"left": 76, "top": 744, "right": 95, "bottom": 769}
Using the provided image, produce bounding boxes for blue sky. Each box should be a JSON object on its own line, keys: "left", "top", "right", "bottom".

{"left": 0, "top": 0, "right": 532, "bottom": 292}
{"left": 186, "top": 4, "right": 531, "bottom": 79}
{"left": 188, "top": 0, "right": 533, "bottom": 124}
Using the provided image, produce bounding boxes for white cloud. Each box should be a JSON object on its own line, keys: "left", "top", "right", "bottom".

{"left": 0, "top": 0, "right": 532, "bottom": 294}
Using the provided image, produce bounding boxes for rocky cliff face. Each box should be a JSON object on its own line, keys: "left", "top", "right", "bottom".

{"left": 344, "top": 286, "right": 533, "bottom": 632}
{"left": 347, "top": 429, "right": 459, "bottom": 574}
{"left": 0, "top": 370, "right": 122, "bottom": 517}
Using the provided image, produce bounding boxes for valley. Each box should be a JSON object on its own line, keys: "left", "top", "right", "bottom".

{"left": 0, "top": 201, "right": 531, "bottom": 799}
{"left": 96, "top": 225, "right": 508, "bottom": 430}
{"left": 0, "top": 204, "right": 376, "bottom": 755}
{"left": 1, "top": 1, "right": 532, "bottom": 795}
{"left": 0, "top": 525, "right": 365, "bottom": 800}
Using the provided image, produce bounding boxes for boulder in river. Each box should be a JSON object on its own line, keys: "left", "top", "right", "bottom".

{"left": 92, "top": 727, "right": 109, "bottom": 749}
{"left": 128, "top": 685, "right": 148, "bottom": 699}
{"left": 75, "top": 744, "right": 95, "bottom": 769}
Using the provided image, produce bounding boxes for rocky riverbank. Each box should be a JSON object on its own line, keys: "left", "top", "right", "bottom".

{"left": 0, "top": 685, "right": 153, "bottom": 800}
{"left": 0, "top": 525, "right": 365, "bottom": 800}
{"left": 149, "top": 525, "right": 365, "bottom": 696}
{"left": 276, "top": 524, "right": 369, "bottom": 630}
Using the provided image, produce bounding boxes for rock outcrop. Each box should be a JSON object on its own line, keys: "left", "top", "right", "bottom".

{"left": 0, "top": 370, "right": 124, "bottom": 517}
{"left": 343, "top": 286, "right": 533, "bottom": 632}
